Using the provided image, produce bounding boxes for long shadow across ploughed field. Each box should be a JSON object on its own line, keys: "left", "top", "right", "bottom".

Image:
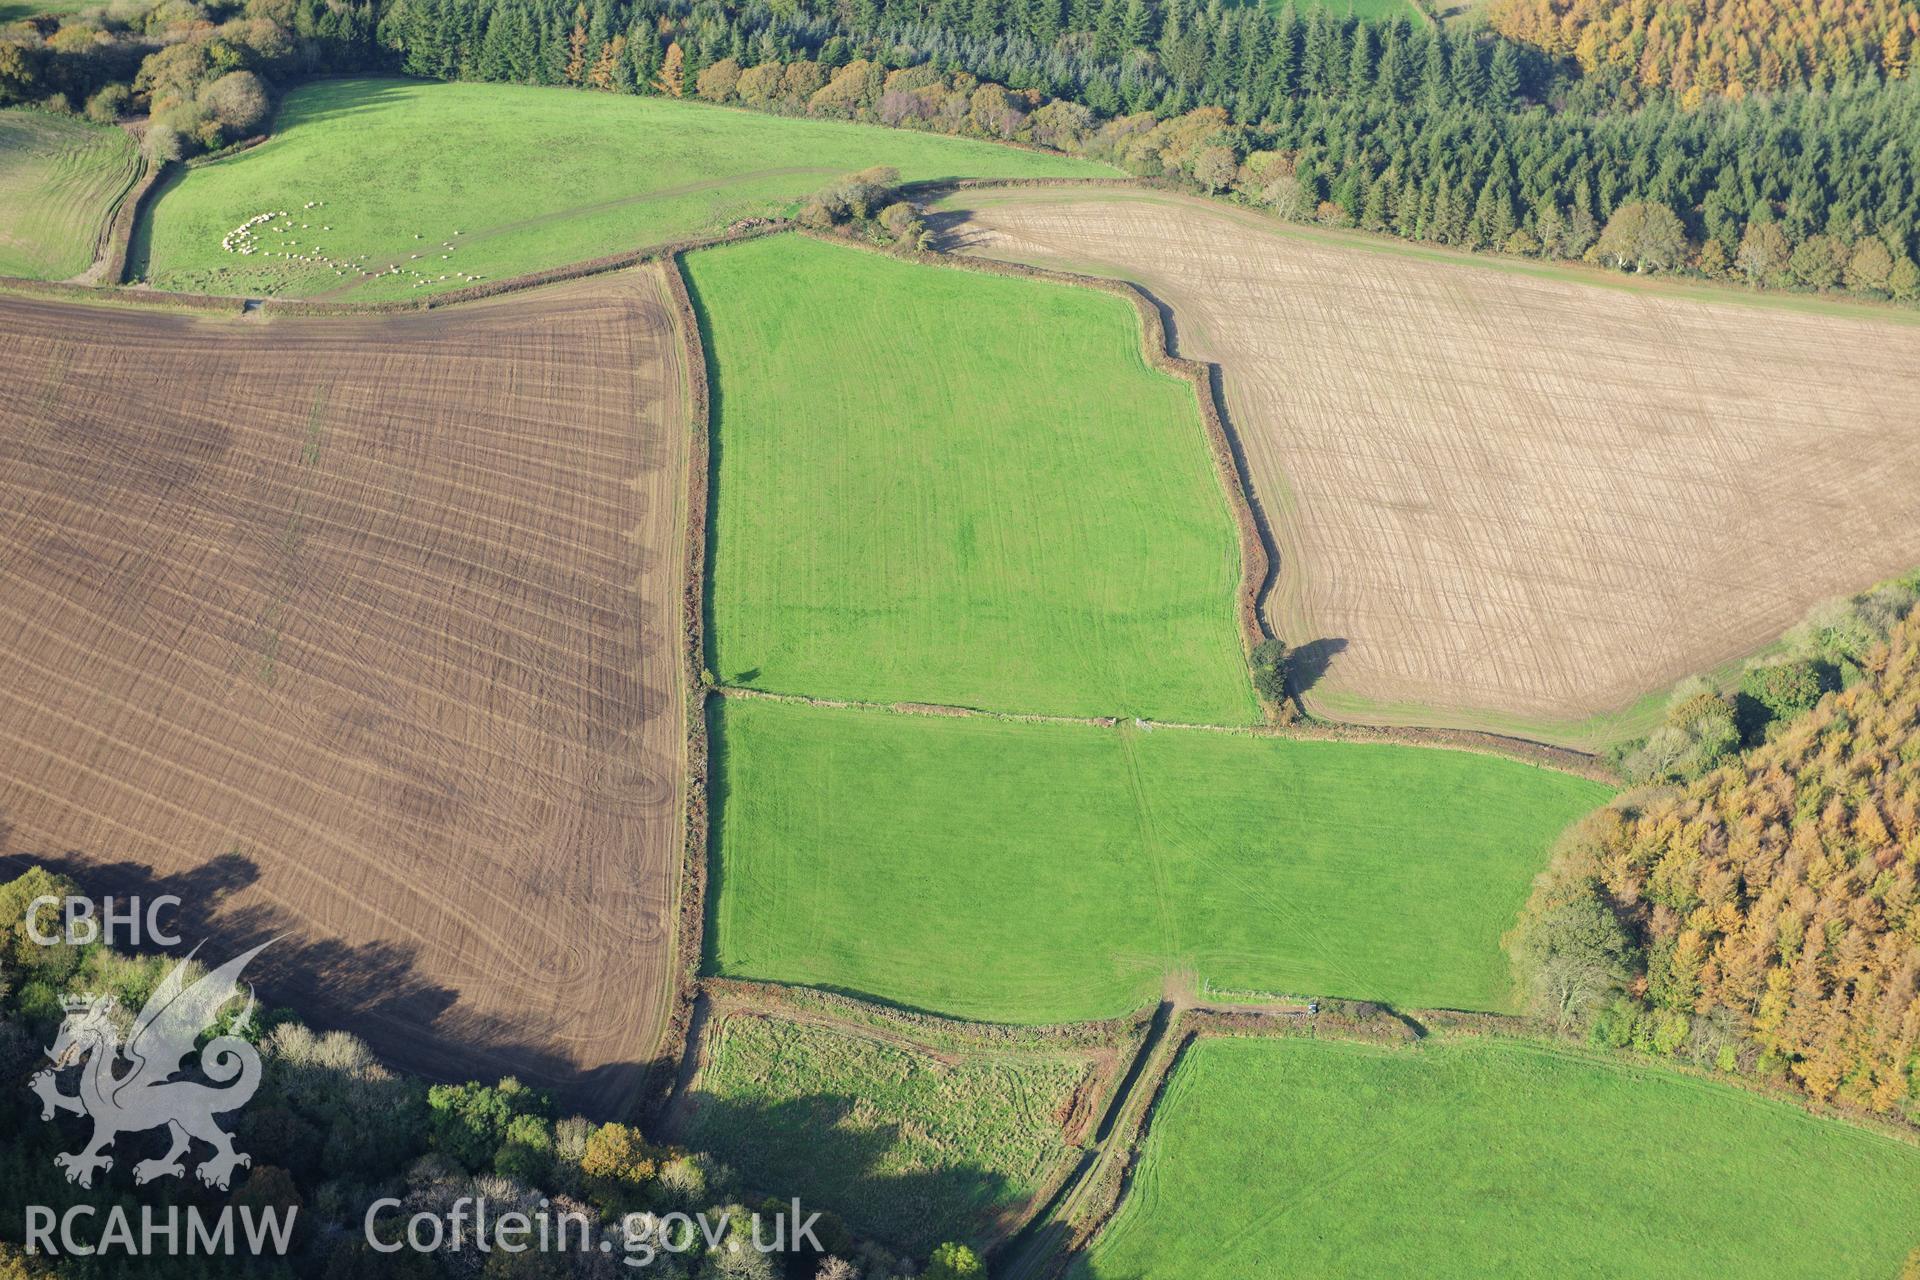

{"left": 0, "top": 843, "right": 664, "bottom": 1111}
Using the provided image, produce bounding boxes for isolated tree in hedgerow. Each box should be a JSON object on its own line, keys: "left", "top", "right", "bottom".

{"left": 142, "top": 120, "right": 185, "bottom": 163}
{"left": 878, "top": 201, "right": 930, "bottom": 249}
{"left": 1250, "top": 637, "right": 1289, "bottom": 704}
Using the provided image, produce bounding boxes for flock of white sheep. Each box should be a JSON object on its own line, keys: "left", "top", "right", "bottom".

{"left": 219, "top": 201, "right": 487, "bottom": 290}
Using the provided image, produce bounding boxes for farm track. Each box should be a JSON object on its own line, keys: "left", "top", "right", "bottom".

{"left": 939, "top": 186, "right": 1920, "bottom": 747}
{"left": 996, "top": 986, "right": 1341, "bottom": 1280}
{"left": 0, "top": 270, "right": 690, "bottom": 1112}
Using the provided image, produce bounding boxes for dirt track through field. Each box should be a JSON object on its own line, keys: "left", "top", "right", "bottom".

{"left": 0, "top": 271, "right": 687, "bottom": 1111}
{"left": 943, "top": 189, "right": 1920, "bottom": 740}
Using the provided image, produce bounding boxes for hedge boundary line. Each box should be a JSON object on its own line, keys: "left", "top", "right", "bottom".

{"left": 643, "top": 251, "right": 719, "bottom": 1128}
{"left": 0, "top": 217, "right": 790, "bottom": 315}
{"left": 1063, "top": 1003, "right": 1920, "bottom": 1275}
{"left": 104, "top": 157, "right": 171, "bottom": 287}
{"left": 897, "top": 211, "right": 1616, "bottom": 775}
{"left": 81, "top": 146, "right": 152, "bottom": 285}
{"left": 0, "top": 272, "right": 247, "bottom": 311}
{"left": 184, "top": 132, "right": 269, "bottom": 167}
{"left": 1276, "top": 714, "right": 1612, "bottom": 780}
{"left": 712, "top": 652, "right": 1610, "bottom": 779}
{"left": 899, "top": 174, "right": 1145, "bottom": 197}
{"left": 701, "top": 977, "right": 1153, "bottom": 1052}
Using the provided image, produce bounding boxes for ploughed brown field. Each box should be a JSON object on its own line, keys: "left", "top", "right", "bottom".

{"left": 943, "top": 188, "right": 1920, "bottom": 745}
{"left": 0, "top": 273, "right": 688, "bottom": 1111}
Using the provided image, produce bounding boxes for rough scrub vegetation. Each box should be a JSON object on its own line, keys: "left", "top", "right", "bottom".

{"left": 682, "top": 1011, "right": 1085, "bottom": 1256}
{"left": 1512, "top": 606, "right": 1920, "bottom": 1119}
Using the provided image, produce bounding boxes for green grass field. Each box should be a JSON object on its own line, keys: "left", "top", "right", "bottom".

{"left": 688, "top": 236, "right": 1255, "bottom": 722}
{"left": 681, "top": 1010, "right": 1086, "bottom": 1254}
{"left": 135, "top": 78, "right": 1107, "bottom": 299}
{"left": 1079, "top": 1037, "right": 1920, "bottom": 1279}
{"left": 0, "top": 109, "right": 139, "bottom": 280}
{"left": 708, "top": 699, "right": 1610, "bottom": 1021}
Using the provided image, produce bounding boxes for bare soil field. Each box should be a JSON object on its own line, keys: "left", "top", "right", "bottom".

{"left": 941, "top": 188, "right": 1920, "bottom": 746}
{"left": 0, "top": 270, "right": 688, "bottom": 1111}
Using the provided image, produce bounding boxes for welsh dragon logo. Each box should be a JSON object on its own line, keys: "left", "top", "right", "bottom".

{"left": 29, "top": 941, "right": 271, "bottom": 1191}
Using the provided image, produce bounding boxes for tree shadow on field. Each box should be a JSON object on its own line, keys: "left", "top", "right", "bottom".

{"left": 681, "top": 256, "right": 729, "bottom": 688}
{"left": 677, "top": 1089, "right": 1021, "bottom": 1259}
{"left": 122, "top": 162, "right": 186, "bottom": 283}
{"left": 1289, "top": 637, "right": 1348, "bottom": 696}
{"left": 0, "top": 832, "right": 661, "bottom": 1120}
{"left": 923, "top": 204, "right": 992, "bottom": 255}
{"left": 700, "top": 697, "right": 733, "bottom": 977}
{"left": 252, "top": 76, "right": 416, "bottom": 131}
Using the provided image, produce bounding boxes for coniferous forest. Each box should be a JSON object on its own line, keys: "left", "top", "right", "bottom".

{"left": 4, "top": 0, "right": 1918, "bottom": 300}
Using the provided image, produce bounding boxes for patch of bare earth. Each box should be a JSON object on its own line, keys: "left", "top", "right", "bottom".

{"left": 0, "top": 269, "right": 687, "bottom": 1112}
{"left": 944, "top": 189, "right": 1920, "bottom": 743}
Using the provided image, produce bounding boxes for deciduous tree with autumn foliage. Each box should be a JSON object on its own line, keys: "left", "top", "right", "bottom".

{"left": 1514, "top": 604, "right": 1920, "bottom": 1119}
{"left": 1488, "top": 0, "right": 1920, "bottom": 101}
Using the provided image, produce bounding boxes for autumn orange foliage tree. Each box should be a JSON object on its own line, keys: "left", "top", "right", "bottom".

{"left": 1517, "top": 607, "right": 1920, "bottom": 1117}
{"left": 1488, "top": 0, "right": 1920, "bottom": 99}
